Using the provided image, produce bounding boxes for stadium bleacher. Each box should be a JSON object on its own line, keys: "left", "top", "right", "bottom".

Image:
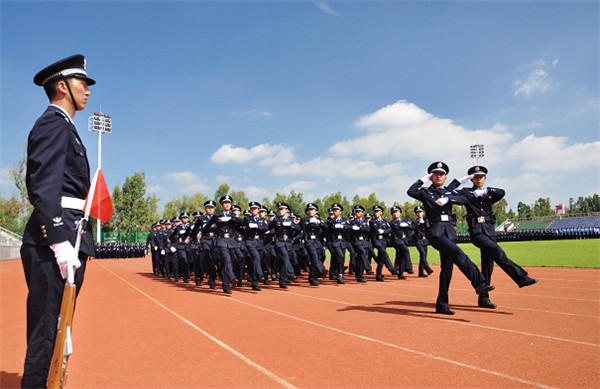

{"left": 548, "top": 217, "right": 600, "bottom": 229}
{"left": 514, "top": 220, "right": 552, "bottom": 230}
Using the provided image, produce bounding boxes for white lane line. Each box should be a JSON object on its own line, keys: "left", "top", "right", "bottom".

{"left": 99, "top": 263, "right": 298, "bottom": 389}
{"left": 225, "top": 296, "right": 559, "bottom": 389}
{"left": 284, "top": 290, "right": 599, "bottom": 347}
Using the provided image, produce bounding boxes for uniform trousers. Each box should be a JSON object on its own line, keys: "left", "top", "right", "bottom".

{"left": 415, "top": 240, "right": 432, "bottom": 275}
{"left": 393, "top": 242, "right": 412, "bottom": 273}
{"left": 372, "top": 240, "right": 396, "bottom": 276}
{"left": 329, "top": 240, "right": 346, "bottom": 276}
{"left": 427, "top": 234, "right": 486, "bottom": 310}
{"left": 471, "top": 233, "right": 528, "bottom": 300}
{"left": 274, "top": 241, "right": 294, "bottom": 285}
{"left": 305, "top": 240, "right": 326, "bottom": 282}
{"left": 20, "top": 244, "right": 88, "bottom": 389}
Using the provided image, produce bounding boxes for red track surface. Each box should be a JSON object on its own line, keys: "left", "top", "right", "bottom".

{"left": 2, "top": 256, "right": 599, "bottom": 388}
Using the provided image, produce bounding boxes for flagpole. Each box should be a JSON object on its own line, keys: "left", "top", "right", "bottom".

{"left": 88, "top": 110, "right": 111, "bottom": 244}
{"left": 97, "top": 130, "right": 102, "bottom": 244}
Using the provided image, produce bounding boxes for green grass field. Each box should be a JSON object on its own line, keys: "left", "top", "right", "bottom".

{"left": 327, "top": 239, "right": 600, "bottom": 268}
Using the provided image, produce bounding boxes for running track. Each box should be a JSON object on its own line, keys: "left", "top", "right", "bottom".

{"left": 1, "top": 257, "right": 599, "bottom": 388}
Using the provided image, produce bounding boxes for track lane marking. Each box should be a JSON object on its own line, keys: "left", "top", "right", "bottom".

{"left": 98, "top": 262, "right": 298, "bottom": 389}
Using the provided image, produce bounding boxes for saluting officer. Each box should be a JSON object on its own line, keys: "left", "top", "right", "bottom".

{"left": 369, "top": 205, "right": 398, "bottom": 281}
{"left": 268, "top": 202, "right": 301, "bottom": 289}
{"left": 389, "top": 206, "right": 413, "bottom": 279}
{"left": 20, "top": 54, "right": 96, "bottom": 388}
{"left": 449, "top": 165, "right": 538, "bottom": 308}
{"left": 300, "top": 203, "right": 328, "bottom": 286}
{"left": 407, "top": 161, "right": 494, "bottom": 315}
{"left": 412, "top": 206, "right": 433, "bottom": 277}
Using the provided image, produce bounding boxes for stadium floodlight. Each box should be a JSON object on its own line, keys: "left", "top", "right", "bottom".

{"left": 470, "top": 144, "right": 484, "bottom": 164}
{"left": 88, "top": 111, "right": 112, "bottom": 244}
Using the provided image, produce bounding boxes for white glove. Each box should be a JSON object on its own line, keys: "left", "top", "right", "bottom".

{"left": 473, "top": 188, "right": 488, "bottom": 197}
{"left": 458, "top": 174, "right": 475, "bottom": 185}
{"left": 310, "top": 217, "right": 320, "bottom": 224}
{"left": 352, "top": 225, "right": 360, "bottom": 231}
{"left": 185, "top": 237, "right": 191, "bottom": 244}
{"left": 170, "top": 246, "right": 177, "bottom": 253}
{"left": 282, "top": 221, "right": 292, "bottom": 227}
{"left": 420, "top": 173, "right": 433, "bottom": 183}
{"left": 378, "top": 228, "right": 384, "bottom": 234}
{"left": 154, "top": 246, "right": 158, "bottom": 251}
{"left": 51, "top": 241, "right": 81, "bottom": 283}
{"left": 334, "top": 223, "right": 344, "bottom": 229}
{"left": 400, "top": 222, "right": 409, "bottom": 227}
{"left": 219, "top": 216, "right": 231, "bottom": 222}
{"left": 179, "top": 229, "right": 185, "bottom": 235}
{"left": 160, "top": 249, "right": 165, "bottom": 255}
{"left": 248, "top": 223, "right": 258, "bottom": 229}
{"left": 435, "top": 197, "right": 449, "bottom": 206}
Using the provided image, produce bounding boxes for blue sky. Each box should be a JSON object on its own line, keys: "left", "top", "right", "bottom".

{"left": 1, "top": 0, "right": 598, "bottom": 213}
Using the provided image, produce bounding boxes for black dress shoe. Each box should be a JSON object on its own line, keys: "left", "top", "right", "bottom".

{"left": 237, "top": 281, "right": 244, "bottom": 287}
{"left": 475, "top": 284, "right": 495, "bottom": 294}
{"left": 418, "top": 274, "right": 428, "bottom": 277}
{"left": 183, "top": 279, "right": 189, "bottom": 283}
{"left": 209, "top": 282, "right": 217, "bottom": 290}
{"left": 398, "top": 273, "right": 406, "bottom": 280}
{"left": 348, "top": 271, "right": 355, "bottom": 275}
{"left": 223, "top": 288, "right": 232, "bottom": 294}
{"left": 478, "top": 298, "right": 497, "bottom": 309}
{"left": 252, "top": 285, "right": 262, "bottom": 291}
{"left": 518, "top": 277, "right": 538, "bottom": 288}
{"left": 357, "top": 278, "right": 367, "bottom": 283}
{"left": 376, "top": 275, "right": 384, "bottom": 282}
{"left": 367, "top": 270, "right": 374, "bottom": 275}
{"left": 279, "top": 283, "right": 288, "bottom": 289}
{"left": 436, "top": 307, "right": 455, "bottom": 315}
{"left": 337, "top": 275, "right": 345, "bottom": 284}
{"left": 407, "top": 270, "right": 414, "bottom": 274}
{"left": 263, "top": 279, "right": 271, "bottom": 285}
{"left": 195, "top": 279, "right": 202, "bottom": 286}
{"left": 427, "top": 269, "right": 434, "bottom": 275}
{"left": 309, "top": 280, "right": 319, "bottom": 286}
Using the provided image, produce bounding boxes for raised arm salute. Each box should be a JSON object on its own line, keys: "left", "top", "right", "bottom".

{"left": 407, "top": 161, "right": 494, "bottom": 315}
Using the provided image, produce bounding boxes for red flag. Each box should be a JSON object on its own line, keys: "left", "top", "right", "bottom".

{"left": 84, "top": 169, "right": 113, "bottom": 222}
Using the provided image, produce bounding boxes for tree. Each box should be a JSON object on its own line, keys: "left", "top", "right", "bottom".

{"left": 163, "top": 192, "right": 209, "bottom": 218}
{"left": 0, "top": 196, "right": 25, "bottom": 233}
{"left": 111, "top": 172, "right": 155, "bottom": 232}
{"left": 532, "top": 197, "right": 553, "bottom": 217}
{"left": 517, "top": 202, "right": 532, "bottom": 218}
{"left": 213, "top": 183, "right": 231, "bottom": 212}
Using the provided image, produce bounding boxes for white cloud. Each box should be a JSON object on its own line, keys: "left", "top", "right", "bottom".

{"left": 244, "top": 109, "right": 275, "bottom": 117}
{"left": 506, "top": 134, "right": 600, "bottom": 171}
{"left": 210, "top": 143, "right": 294, "bottom": 166}
{"left": 281, "top": 181, "right": 317, "bottom": 193}
{"left": 164, "top": 171, "right": 209, "bottom": 193}
{"left": 514, "top": 68, "right": 553, "bottom": 97}
{"left": 314, "top": 1, "right": 342, "bottom": 17}
{"left": 244, "top": 185, "right": 269, "bottom": 198}
{"left": 329, "top": 100, "right": 513, "bottom": 164}
{"left": 272, "top": 157, "right": 402, "bottom": 179}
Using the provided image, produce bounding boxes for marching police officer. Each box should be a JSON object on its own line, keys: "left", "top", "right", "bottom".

{"left": 369, "top": 205, "right": 398, "bottom": 281}
{"left": 449, "top": 165, "right": 538, "bottom": 308}
{"left": 268, "top": 202, "right": 301, "bottom": 289}
{"left": 326, "top": 203, "right": 351, "bottom": 283}
{"left": 412, "top": 206, "right": 433, "bottom": 277}
{"left": 244, "top": 202, "right": 269, "bottom": 290}
{"left": 348, "top": 205, "right": 370, "bottom": 282}
{"left": 300, "top": 203, "right": 328, "bottom": 285}
{"left": 389, "top": 206, "right": 413, "bottom": 279}
{"left": 20, "top": 54, "right": 96, "bottom": 388}
{"left": 407, "top": 161, "right": 494, "bottom": 315}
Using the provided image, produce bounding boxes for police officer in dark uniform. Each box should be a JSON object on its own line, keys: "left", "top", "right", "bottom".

{"left": 369, "top": 205, "right": 398, "bottom": 281}
{"left": 300, "top": 203, "right": 328, "bottom": 286}
{"left": 188, "top": 211, "right": 203, "bottom": 284}
{"left": 203, "top": 195, "right": 243, "bottom": 294}
{"left": 348, "top": 205, "right": 370, "bottom": 282}
{"left": 407, "top": 161, "right": 494, "bottom": 315}
{"left": 268, "top": 202, "right": 301, "bottom": 289}
{"left": 412, "top": 206, "right": 433, "bottom": 277}
{"left": 389, "top": 206, "right": 413, "bottom": 279}
{"left": 170, "top": 213, "right": 191, "bottom": 283}
{"left": 20, "top": 54, "right": 95, "bottom": 388}
{"left": 326, "top": 203, "right": 352, "bottom": 283}
{"left": 244, "top": 202, "right": 269, "bottom": 291}
{"left": 449, "top": 165, "right": 538, "bottom": 308}
{"left": 188, "top": 201, "right": 218, "bottom": 287}
{"left": 156, "top": 220, "right": 169, "bottom": 277}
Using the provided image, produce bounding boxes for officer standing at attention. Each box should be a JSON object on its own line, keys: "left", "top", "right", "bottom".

{"left": 407, "top": 161, "right": 495, "bottom": 315}
{"left": 449, "top": 165, "right": 538, "bottom": 308}
{"left": 20, "top": 54, "right": 96, "bottom": 388}
{"left": 412, "top": 206, "right": 433, "bottom": 277}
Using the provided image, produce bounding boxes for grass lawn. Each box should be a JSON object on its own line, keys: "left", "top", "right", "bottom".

{"left": 325, "top": 239, "right": 600, "bottom": 268}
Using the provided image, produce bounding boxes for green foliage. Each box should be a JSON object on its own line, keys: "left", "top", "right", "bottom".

{"left": 0, "top": 196, "right": 26, "bottom": 233}
{"left": 110, "top": 172, "right": 155, "bottom": 232}
{"left": 163, "top": 192, "right": 210, "bottom": 219}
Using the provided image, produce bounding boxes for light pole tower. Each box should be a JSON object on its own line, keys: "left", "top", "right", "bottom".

{"left": 470, "top": 144, "right": 485, "bottom": 165}
{"left": 88, "top": 111, "right": 112, "bottom": 244}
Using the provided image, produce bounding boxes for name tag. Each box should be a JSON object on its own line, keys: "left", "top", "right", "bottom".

{"left": 477, "top": 216, "right": 486, "bottom": 223}
{"left": 310, "top": 234, "right": 316, "bottom": 239}
{"left": 440, "top": 215, "right": 449, "bottom": 222}
{"left": 378, "top": 235, "right": 383, "bottom": 240}
{"left": 358, "top": 236, "right": 364, "bottom": 240}
{"left": 209, "top": 232, "right": 215, "bottom": 237}
{"left": 337, "top": 235, "right": 343, "bottom": 240}
{"left": 223, "top": 233, "right": 230, "bottom": 238}
{"left": 254, "top": 235, "right": 260, "bottom": 240}
{"left": 401, "top": 233, "right": 406, "bottom": 238}
{"left": 237, "top": 236, "right": 243, "bottom": 241}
